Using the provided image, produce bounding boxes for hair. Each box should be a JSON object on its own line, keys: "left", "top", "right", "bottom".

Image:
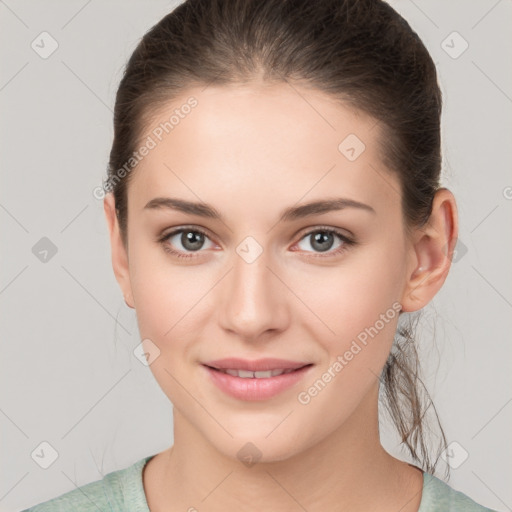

{"left": 106, "top": 0, "right": 448, "bottom": 475}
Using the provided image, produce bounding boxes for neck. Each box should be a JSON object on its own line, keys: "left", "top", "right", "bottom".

{"left": 144, "top": 385, "right": 424, "bottom": 512}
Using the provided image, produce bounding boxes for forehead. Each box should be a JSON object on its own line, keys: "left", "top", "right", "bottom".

{"left": 128, "top": 83, "right": 400, "bottom": 219}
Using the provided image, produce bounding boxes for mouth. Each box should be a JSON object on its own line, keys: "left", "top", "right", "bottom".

{"left": 202, "top": 357, "right": 312, "bottom": 372}
{"left": 205, "top": 367, "right": 305, "bottom": 378}
{"left": 201, "top": 358, "right": 314, "bottom": 400}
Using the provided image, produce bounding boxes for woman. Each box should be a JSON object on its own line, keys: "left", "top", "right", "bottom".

{"left": 21, "top": 0, "right": 498, "bottom": 510}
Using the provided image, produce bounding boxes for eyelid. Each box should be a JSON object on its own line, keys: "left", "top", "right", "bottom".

{"left": 158, "top": 225, "right": 213, "bottom": 242}
{"left": 294, "top": 224, "right": 355, "bottom": 242}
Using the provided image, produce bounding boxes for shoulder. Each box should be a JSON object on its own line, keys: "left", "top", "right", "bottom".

{"left": 419, "top": 472, "right": 498, "bottom": 512}
{"left": 19, "top": 455, "right": 154, "bottom": 512}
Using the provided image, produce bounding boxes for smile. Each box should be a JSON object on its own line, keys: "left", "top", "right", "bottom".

{"left": 214, "top": 368, "right": 298, "bottom": 378}
{"left": 201, "top": 359, "right": 314, "bottom": 400}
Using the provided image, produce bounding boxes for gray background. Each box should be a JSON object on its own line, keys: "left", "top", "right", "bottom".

{"left": 1, "top": 1, "right": 511, "bottom": 511}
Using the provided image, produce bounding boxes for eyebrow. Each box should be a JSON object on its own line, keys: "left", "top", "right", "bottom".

{"left": 144, "top": 196, "right": 376, "bottom": 223}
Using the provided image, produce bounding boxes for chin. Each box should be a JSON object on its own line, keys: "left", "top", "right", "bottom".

{"left": 209, "top": 429, "right": 311, "bottom": 467}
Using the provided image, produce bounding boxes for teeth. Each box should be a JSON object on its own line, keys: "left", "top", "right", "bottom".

{"left": 255, "top": 370, "right": 273, "bottom": 378}
{"left": 218, "top": 368, "right": 297, "bottom": 378}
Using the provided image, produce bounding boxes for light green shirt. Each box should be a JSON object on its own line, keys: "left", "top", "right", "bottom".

{"left": 20, "top": 454, "right": 497, "bottom": 511}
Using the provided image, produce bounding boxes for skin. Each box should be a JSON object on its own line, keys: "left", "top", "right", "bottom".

{"left": 104, "top": 82, "right": 458, "bottom": 512}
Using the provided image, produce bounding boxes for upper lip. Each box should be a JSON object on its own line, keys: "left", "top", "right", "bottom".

{"left": 203, "top": 358, "right": 311, "bottom": 372}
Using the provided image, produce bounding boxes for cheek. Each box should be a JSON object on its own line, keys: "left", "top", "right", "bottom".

{"left": 293, "top": 263, "right": 403, "bottom": 438}
{"left": 128, "top": 242, "right": 213, "bottom": 339}
{"left": 127, "top": 251, "right": 210, "bottom": 402}
{"left": 296, "top": 240, "right": 406, "bottom": 404}
{"left": 303, "top": 249, "right": 404, "bottom": 344}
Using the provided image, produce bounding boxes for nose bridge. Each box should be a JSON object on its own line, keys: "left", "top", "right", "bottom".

{"left": 219, "top": 235, "right": 287, "bottom": 338}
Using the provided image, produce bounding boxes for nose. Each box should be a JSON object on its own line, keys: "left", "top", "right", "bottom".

{"left": 218, "top": 239, "right": 290, "bottom": 342}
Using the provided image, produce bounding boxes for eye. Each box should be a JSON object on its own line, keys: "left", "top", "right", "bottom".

{"left": 158, "top": 225, "right": 355, "bottom": 260}
{"left": 158, "top": 227, "right": 216, "bottom": 259}
{"left": 294, "top": 227, "right": 355, "bottom": 257}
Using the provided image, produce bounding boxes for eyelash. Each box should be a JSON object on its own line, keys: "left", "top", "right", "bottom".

{"left": 157, "top": 225, "right": 356, "bottom": 260}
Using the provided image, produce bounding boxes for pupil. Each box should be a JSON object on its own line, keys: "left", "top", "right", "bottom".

{"left": 182, "top": 231, "right": 204, "bottom": 251}
{"left": 312, "top": 231, "right": 333, "bottom": 252}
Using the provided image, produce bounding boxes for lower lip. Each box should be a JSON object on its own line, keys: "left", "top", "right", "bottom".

{"left": 202, "top": 364, "right": 313, "bottom": 401}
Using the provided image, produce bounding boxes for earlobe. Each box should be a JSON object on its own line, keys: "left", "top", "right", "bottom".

{"left": 400, "top": 188, "right": 458, "bottom": 312}
{"left": 103, "top": 194, "right": 135, "bottom": 309}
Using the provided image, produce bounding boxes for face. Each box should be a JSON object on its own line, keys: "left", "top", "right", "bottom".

{"left": 106, "top": 82, "right": 429, "bottom": 463}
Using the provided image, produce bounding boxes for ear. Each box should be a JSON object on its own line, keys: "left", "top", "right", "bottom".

{"left": 400, "top": 188, "right": 459, "bottom": 312}
{"left": 103, "top": 194, "right": 135, "bottom": 309}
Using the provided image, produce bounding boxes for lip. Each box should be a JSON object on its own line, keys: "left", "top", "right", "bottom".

{"left": 203, "top": 357, "right": 310, "bottom": 372}
{"left": 202, "top": 358, "right": 314, "bottom": 401}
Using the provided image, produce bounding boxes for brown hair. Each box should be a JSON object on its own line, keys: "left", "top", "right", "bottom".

{"left": 106, "top": 0, "right": 448, "bottom": 474}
